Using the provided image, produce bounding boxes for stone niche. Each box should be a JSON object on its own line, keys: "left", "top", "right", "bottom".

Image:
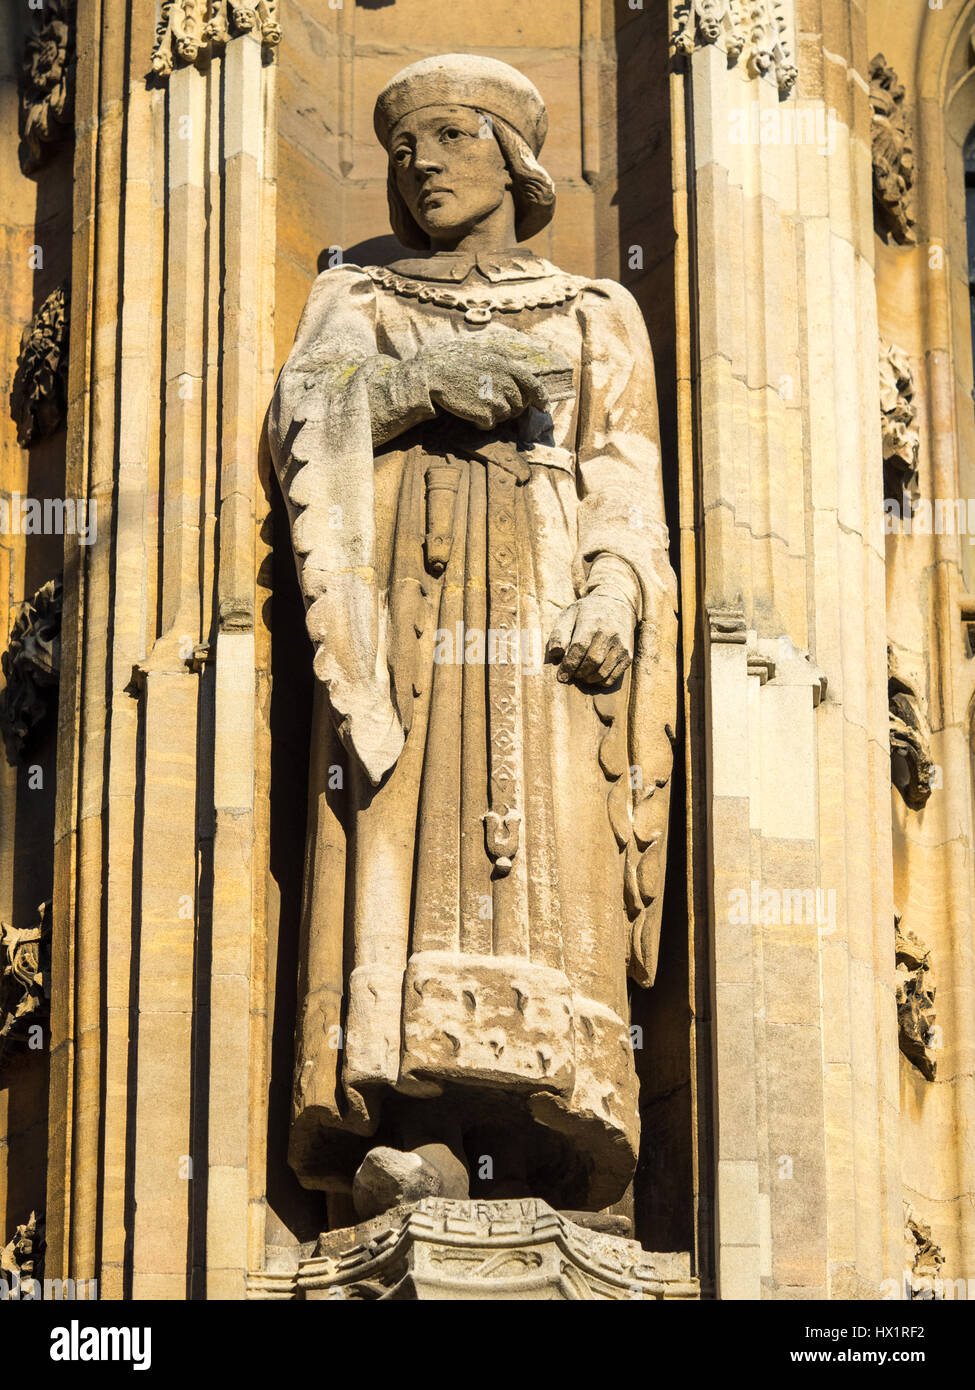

{"left": 263, "top": 3, "right": 696, "bottom": 1280}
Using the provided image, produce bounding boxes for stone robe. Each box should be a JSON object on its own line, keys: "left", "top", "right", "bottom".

{"left": 269, "top": 250, "right": 678, "bottom": 1209}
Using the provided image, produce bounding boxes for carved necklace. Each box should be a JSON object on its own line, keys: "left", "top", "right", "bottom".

{"left": 364, "top": 264, "right": 582, "bottom": 324}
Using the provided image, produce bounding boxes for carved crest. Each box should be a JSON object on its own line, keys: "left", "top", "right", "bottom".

{"left": 879, "top": 342, "right": 919, "bottom": 499}
{"left": 869, "top": 56, "right": 915, "bottom": 244}
{"left": 285, "top": 1197, "right": 698, "bottom": 1301}
{"left": 673, "top": 0, "right": 797, "bottom": 94}
{"left": 19, "top": 0, "right": 75, "bottom": 175}
{"left": 894, "top": 917, "right": 937, "bottom": 1081}
{"left": 151, "top": 0, "right": 281, "bottom": 77}
{"left": 0, "top": 577, "right": 63, "bottom": 763}
{"left": 11, "top": 283, "right": 70, "bottom": 448}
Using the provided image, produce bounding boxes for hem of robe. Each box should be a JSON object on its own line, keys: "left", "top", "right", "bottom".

{"left": 288, "top": 951, "right": 640, "bottom": 1209}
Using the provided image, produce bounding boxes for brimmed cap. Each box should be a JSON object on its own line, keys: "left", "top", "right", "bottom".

{"left": 374, "top": 54, "right": 548, "bottom": 155}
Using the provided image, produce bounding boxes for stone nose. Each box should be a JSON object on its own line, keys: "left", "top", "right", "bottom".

{"left": 412, "top": 141, "right": 446, "bottom": 174}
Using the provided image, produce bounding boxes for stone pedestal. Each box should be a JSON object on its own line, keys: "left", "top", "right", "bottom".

{"left": 290, "top": 1198, "right": 698, "bottom": 1301}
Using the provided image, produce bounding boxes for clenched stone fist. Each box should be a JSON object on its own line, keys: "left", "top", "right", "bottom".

{"left": 546, "top": 592, "right": 635, "bottom": 687}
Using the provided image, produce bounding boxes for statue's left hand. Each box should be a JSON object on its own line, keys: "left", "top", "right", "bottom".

{"left": 546, "top": 593, "right": 635, "bottom": 687}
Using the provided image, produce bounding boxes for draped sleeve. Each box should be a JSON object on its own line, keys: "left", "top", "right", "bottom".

{"left": 573, "top": 279, "right": 680, "bottom": 988}
{"left": 268, "top": 265, "right": 412, "bottom": 785}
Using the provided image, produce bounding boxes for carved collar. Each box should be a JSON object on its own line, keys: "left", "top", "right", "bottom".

{"left": 385, "top": 250, "right": 557, "bottom": 283}
{"left": 366, "top": 251, "right": 582, "bottom": 323}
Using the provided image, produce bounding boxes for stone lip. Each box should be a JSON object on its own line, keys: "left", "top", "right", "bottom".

{"left": 272, "top": 1197, "right": 699, "bottom": 1301}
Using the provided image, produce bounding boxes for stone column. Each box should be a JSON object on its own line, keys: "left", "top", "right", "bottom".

{"left": 47, "top": 0, "right": 277, "bottom": 1298}
{"left": 674, "top": 0, "right": 901, "bottom": 1297}
{"left": 872, "top": 1, "right": 975, "bottom": 1291}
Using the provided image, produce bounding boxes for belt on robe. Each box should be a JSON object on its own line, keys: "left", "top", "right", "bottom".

{"left": 421, "top": 426, "right": 573, "bottom": 878}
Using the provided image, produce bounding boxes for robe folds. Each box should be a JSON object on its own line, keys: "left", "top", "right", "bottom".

{"left": 269, "top": 251, "right": 678, "bottom": 1209}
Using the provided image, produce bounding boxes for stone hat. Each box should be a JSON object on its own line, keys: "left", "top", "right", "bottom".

{"left": 374, "top": 54, "right": 548, "bottom": 156}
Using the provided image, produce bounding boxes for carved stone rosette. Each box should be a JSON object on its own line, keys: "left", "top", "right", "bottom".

{"left": 271, "top": 1198, "right": 699, "bottom": 1301}
{"left": 673, "top": 0, "right": 797, "bottom": 95}
{"left": 151, "top": 0, "right": 281, "bottom": 77}
{"left": 11, "top": 283, "right": 70, "bottom": 448}
{"left": 18, "top": 0, "right": 75, "bottom": 175}
{"left": 0, "top": 577, "right": 63, "bottom": 763}
{"left": 888, "top": 665, "right": 934, "bottom": 811}
{"left": 894, "top": 918, "right": 937, "bottom": 1081}
{"left": 904, "top": 1207, "right": 944, "bottom": 1299}
{"left": 879, "top": 342, "right": 919, "bottom": 499}
{"left": 0, "top": 1211, "right": 45, "bottom": 1296}
{"left": 869, "top": 55, "right": 915, "bottom": 244}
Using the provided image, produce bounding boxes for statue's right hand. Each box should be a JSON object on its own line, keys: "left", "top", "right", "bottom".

{"left": 418, "top": 342, "right": 551, "bottom": 431}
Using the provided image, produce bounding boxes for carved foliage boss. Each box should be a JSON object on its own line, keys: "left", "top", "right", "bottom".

{"left": 18, "top": 0, "right": 75, "bottom": 175}
{"left": 869, "top": 55, "right": 915, "bottom": 244}
{"left": 0, "top": 577, "right": 63, "bottom": 763}
{"left": 0, "top": 903, "right": 51, "bottom": 1067}
{"left": 11, "top": 283, "right": 70, "bottom": 448}
{"left": 904, "top": 1207, "right": 944, "bottom": 1299}
{"left": 894, "top": 918, "right": 937, "bottom": 1081}
{"left": 888, "top": 666, "right": 934, "bottom": 812}
{"left": 0, "top": 1212, "right": 45, "bottom": 1295}
{"left": 879, "top": 342, "right": 919, "bottom": 499}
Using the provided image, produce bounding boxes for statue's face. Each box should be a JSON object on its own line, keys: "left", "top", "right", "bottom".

{"left": 390, "top": 105, "right": 512, "bottom": 241}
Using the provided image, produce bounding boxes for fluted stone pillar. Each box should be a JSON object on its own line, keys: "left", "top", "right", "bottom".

{"left": 673, "top": 0, "right": 901, "bottom": 1297}
{"left": 47, "top": 0, "right": 277, "bottom": 1299}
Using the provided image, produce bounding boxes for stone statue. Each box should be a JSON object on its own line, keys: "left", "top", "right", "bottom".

{"left": 269, "top": 54, "right": 678, "bottom": 1222}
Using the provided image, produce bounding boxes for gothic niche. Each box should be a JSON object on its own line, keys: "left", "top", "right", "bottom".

{"left": 889, "top": 665, "right": 935, "bottom": 811}
{"left": 879, "top": 342, "right": 919, "bottom": 501}
{"left": 894, "top": 916, "right": 937, "bottom": 1081}
{"left": 0, "top": 1212, "right": 45, "bottom": 1297}
{"left": 0, "top": 577, "right": 63, "bottom": 764}
{"left": 18, "top": 0, "right": 75, "bottom": 176}
{"left": 672, "top": 1, "right": 797, "bottom": 94}
{"left": 151, "top": 0, "right": 281, "bottom": 76}
{"left": 0, "top": 903, "right": 51, "bottom": 1067}
{"left": 10, "top": 283, "right": 70, "bottom": 448}
{"left": 869, "top": 55, "right": 915, "bottom": 244}
{"left": 268, "top": 51, "right": 681, "bottom": 1264}
{"left": 904, "top": 1207, "right": 944, "bottom": 1300}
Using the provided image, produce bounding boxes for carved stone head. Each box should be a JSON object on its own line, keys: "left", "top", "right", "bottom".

{"left": 697, "top": 0, "right": 727, "bottom": 43}
{"left": 373, "top": 54, "right": 556, "bottom": 250}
